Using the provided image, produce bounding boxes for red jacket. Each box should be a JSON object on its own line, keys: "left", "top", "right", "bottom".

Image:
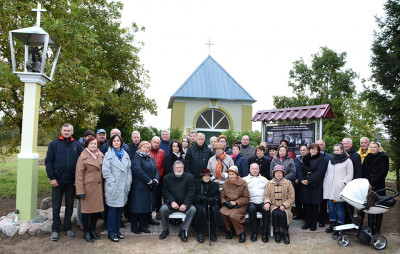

{"left": 150, "top": 148, "right": 165, "bottom": 178}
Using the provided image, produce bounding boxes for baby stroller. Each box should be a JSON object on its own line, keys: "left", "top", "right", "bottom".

{"left": 331, "top": 178, "right": 398, "bottom": 250}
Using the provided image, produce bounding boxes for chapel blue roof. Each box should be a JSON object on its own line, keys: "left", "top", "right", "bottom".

{"left": 168, "top": 55, "right": 256, "bottom": 108}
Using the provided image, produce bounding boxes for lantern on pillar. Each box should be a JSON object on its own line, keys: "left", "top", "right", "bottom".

{"left": 9, "top": 3, "right": 61, "bottom": 220}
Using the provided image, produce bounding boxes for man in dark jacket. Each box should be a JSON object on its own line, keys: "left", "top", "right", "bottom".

{"left": 45, "top": 123, "right": 82, "bottom": 241}
{"left": 159, "top": 161, "right": 196, "bottom": 242}
{"left": 184, "top": 133, "right": 213, "bottom": 179}
{"left": 342, "top": 138, "right": 362, "bottom": 178}
{"left": 160, "top": 129, "right": 171, "bottom": 155}
{"left": 127, "top": 131, "right": 141, "bottom": 158}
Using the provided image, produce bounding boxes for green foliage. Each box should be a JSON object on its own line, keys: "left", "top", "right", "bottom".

{"left": 364, "top": 0, "right": 400, "bottom": 190}
{"left": 133, "top": 126, "right": 159, "bottom": 142}
{"left": 221, "top": 130, "right": 261, "bottom": 147}
{"left": 0, "top": 0, "right": 156, "bottom": 157}
{"left": 170, "top": 127, "right": 183, "bottom": 141}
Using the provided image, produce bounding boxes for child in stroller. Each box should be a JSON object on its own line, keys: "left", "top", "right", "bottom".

{"left": 331, "top": 178, "right": 398, "bottom": 250}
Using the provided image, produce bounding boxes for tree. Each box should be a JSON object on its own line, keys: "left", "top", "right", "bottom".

{"left": 363, "top": 0, "right": 400, "bottom": 190}
{"left": 0, "top": 0, "right": 156, "bottom": 157}
{"left": 273, "top": 47, "right": 359, "bottom": 152}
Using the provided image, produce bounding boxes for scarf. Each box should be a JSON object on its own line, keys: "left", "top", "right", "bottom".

{"left": 86, "top": 148, "right": 99, "bottom": 160}
{"left": 113, "top": 147, "right": 124, "bottom": 161}
{"left": 231, "top": 153, "right": 238, "bottom": 159}
{"left": 173, "top": 152, "right": 181, "bottom": 158}
{"left": 137, "top": 150, "right": 151, "bottom": 160}
{"left": 215, "top": 152, "right": 227, "bottom": 179}
{"left": 330, "top": 152, "right": 348, "bottom": 165}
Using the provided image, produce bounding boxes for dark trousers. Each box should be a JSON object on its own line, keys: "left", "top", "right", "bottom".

{"left": 294, "top": 184, "right": 304, "bottom": 218}
{"left": 51, "top": 183, "right": 75, "bottom": 232}
{"left": 368, "top": 213, "right": 383, "bottom": 234}
{"left": 304, "top": 203, "right": 319, "bottom": 227}
{"left": 155, "top": 180, "right": 163, "bottom": 212}
{"left": 82, "top": 213, "right": 99, "bottom": 233}
{"left": 248, "top": 202, "right": 270, "bottom": 234}
{"left": 131, "top": 213, "right": 147, "bottom": 231}
{"left": 107, "top": 207, "right": 123, "bottom": 237}
{"left": 318, "top": 199, "right": 328, "bottom": 224}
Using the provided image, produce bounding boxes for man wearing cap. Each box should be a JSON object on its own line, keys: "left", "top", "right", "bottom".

{"left": 207, "top": 142, "right": 234, "bottom": 183}
{"left": 96, "top": 129, "right": 107, "bottom": 146}
{"left": 220, "top": 166, "right": 250, "bottom": 243}
{"left": 159, "top": 160, "right": 196, "bottom": 242}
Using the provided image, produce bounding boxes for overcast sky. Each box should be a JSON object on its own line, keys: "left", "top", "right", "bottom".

{"left": 120, "top": 0, "right": 386, "bottom": 131}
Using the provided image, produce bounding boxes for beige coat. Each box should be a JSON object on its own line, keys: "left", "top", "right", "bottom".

{"left": 220, "top": 178, "right": 250, "bottom": 223}
{"left": 207, "top": 154, "right": 234, "bottom": 181}
{"left": 263, "top": 178, "right": 294, "bottom": 224}
{"left": 323, "top": 158, "right": 353, "bottom": 201}
{"left": 75, "top": 149, "right": 104, "bottom": 214}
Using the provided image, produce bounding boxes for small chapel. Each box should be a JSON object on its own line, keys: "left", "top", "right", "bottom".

{"left": 168, "top": 55, "right": 256, "bottom": 141}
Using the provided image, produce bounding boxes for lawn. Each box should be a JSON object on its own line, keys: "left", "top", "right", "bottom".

{"left": 0, "top": 146, "right": 51, "bottom": 198}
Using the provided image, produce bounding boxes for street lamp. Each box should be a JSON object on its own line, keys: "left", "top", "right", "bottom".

{"left": 9, "top": 3, "right": 61, "bottom": 220}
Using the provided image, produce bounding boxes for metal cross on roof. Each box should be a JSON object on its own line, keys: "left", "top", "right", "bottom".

{"left": 205, "top": 39, "right": 214, "bottom": 55}
{"left": 32, "top": 3, "right": 46, "bottom": 27}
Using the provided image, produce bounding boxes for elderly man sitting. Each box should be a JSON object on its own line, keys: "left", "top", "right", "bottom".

{"left": 159, "top": 160, "right": 196, "bottom": 242}
{"left": 243, "top": 163, "right": 269, "bottom": 242}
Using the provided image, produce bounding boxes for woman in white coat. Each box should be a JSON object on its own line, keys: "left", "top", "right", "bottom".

{"left": 323, "top": 143, "right": 353, "bottom": 233}
{"left": 102, "top": 134, "right": 132, "bottom": 242}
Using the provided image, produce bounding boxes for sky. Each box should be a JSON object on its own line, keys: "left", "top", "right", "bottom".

{"left": 120, "top": 0, "right": 386, "bottom": 131}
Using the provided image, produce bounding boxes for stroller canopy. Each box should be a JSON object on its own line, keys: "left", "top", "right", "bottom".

{"left": 340, "top": 178, "right": 370, "bottom": 210}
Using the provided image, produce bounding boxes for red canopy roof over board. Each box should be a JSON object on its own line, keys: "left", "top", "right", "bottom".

{"left": 252, "top": 104, "right": 335, "bottom": 122}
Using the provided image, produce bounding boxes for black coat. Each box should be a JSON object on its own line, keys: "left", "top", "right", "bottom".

{"left": 162, "top": 172, "right": 195, "bottom": 209}
{"left": 45, "top": 136, "right": 82, "bottom": 184}
{"left": 362, "top": 152, "right": 389, "bottom": 191}
{"left": 192, "top": 179, "right": 223, "bottom": 232}
{"left": 127, "top": 143, "right": 139, "bottom": 159}
{"left": 164, "top": 152, "right": 185, "bottom": 175}
{"left": 347, "top": 147, "right": 362, "bottom": 179}
{"left": 184, "top": 143, "right": 213, "bottom": 179}
{"left": 298, "top": 153, "right": 325, "bottom": 205}
{"left": 129, "top": 152, "right": 159, "bottom": 214}
{"left": 248, "top": 155, "right": 271, "bottom": 180}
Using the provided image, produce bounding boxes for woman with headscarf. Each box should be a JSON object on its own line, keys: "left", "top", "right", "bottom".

{"left": 192, "top": 168, "right": 223, "bottom": 243}
{"left": 263, "top": 165, "right": 295, "bottom": 244}
{"left": 220, "top": 166, "right": 250, "bottom": 243}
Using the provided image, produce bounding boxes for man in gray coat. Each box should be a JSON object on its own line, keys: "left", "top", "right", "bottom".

{"left": 159, "top": 160, "right": 196, "bottom": 242}
{"left": 240, "top": 135, "right": 256, "bottom": 161}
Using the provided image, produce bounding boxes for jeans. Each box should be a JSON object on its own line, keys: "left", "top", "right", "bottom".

{"left": 107, "top": 207, "right": 123, "bottom": 237}
{"left": 51, "top": 183, "right": 75, "bottom": 232}
{"left": 327, "top": 200, "right": 345, "bottom": 224}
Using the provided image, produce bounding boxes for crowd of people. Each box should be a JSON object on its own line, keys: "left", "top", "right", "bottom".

{"left": 45, "top": 124, "right": 389, "bottom": 245}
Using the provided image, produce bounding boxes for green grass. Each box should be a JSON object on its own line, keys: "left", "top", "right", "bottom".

{"left": 387, "top": 171, "right": 396, "bottom": 180}
{"left": 0, "top": 146, "right": 51, "bottom": 198}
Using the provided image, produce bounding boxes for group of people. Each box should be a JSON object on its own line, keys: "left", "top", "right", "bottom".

{"left": 45, "top": 124, "right": 389, "bottom": 245}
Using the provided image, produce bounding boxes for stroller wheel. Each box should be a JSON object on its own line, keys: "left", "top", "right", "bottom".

{"left": 338, "top": 235, "right": 349, "bottom": 247}
{"left": 371, "top": 235, "right": 387, "bottom": 250}
{"left": 332, "top": 231, "right": 340, "bottom": 240}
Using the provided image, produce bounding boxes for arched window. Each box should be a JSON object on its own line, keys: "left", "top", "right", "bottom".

{"left": 195, "top": 109, "right": 230, "bottom": 131}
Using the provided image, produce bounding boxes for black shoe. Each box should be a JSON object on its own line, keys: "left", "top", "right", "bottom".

{"left": 148, "top": 219, "right": 160, "bottom": 225}
{"left": 250, "top": 232, "right": 257, "bottom": 242}
{"left": 319, "top": 223, "right": 325, "bottom": 227}
{"left": 239, "top": 232, "right": 246, "bottom": 243}
{"left": 108, "top": 234, "right": 119, "bottom": 242}
{"left": 155, "top": 212, "right": 161, "bottom": 220}
{"left": 180, "top": 229, "right": 188, "bottom": 242}
{"left": 116, "top": 232, "right": 125, "bottom": 239}
{"left": 310, "top": 224, "right": 317, "bottom": 231}
{"left": 119, "top": 221, "right": 126, "bottom": 228}
{"left": 140, "top": 228, "right": 151, "bottom": 234}
{"left": 302, "top": 222, "right": 311, "bottom": 229}
{"left": 84, "top": 232, "right": 94, "bottom": 243}
{"left": 325, "top": 222, "right": 337, "bottom": 233}
{"left": 283, "top": 233, "right": 290, "bottom": 244}
{"left": 159, "top": 230, "right": 169, "bottom": 240}
{"left": 131, "top": 228, "right": 141, "bottom": 234}
{"left": 210, "top": 233, "right": 217, "bottom": 242}
{"left": 197, "top": 232, "right": 204, "bottom": 243}
{"left": 275, "top": 233, "right": 281, "bottom": 243}
{"left": 262, "top": 234, "right": 269, "bottom": 243}
{"left": 226, "top": 230, "right": 233, "bottom": 239}
{"left": 90, "top": 231, "right": 100, "bottom": 240}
